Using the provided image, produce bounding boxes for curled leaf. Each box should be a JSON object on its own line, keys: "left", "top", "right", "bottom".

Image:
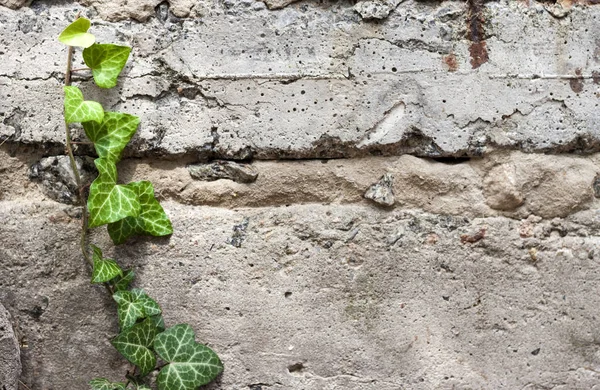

{"left": 91, "top": 245, "right": 123, "bottom": 283}
{"left": 154, "top": 324, "right": 223, "bottom": 390}
{"left": 58, "top": 18, "right": 95, "bottom": 48}
{"left": 64, "top": 86, "right": 104, "bottom": 124}
{"left": 83, "top": 111, "right": 140, "bottom": 163}
{"left": 108, "top": 181, "right": 173, "bottom": 245}
{"left": 83, "top": 44, "right": 132, "bottom": 89}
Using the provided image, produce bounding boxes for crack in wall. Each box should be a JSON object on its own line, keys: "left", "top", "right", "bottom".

{"left": 4, "top": 146, "right": 600, "bottom": 221}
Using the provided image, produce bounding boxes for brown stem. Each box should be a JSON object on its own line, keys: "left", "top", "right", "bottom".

{"left": 64, "top": 43, "right": 114, "bottom": 296}
{"left": 63, "top": 45, "right": 91, "bottom": 266}
{"left": 18, "top": 380, "right": 32, "bottom": 390}
{"left": 71, "top": 67, "right": 91, "bottom": 72}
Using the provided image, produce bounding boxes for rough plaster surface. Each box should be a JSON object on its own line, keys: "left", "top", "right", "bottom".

{"left": 4, "top": 200, "right": 600, "bottom": 389}
{"left": 0, "top": 303, "right": 21, "bottom": 390}
{"left": 4, "top": 148, "right": 599, "bottom": 219}
{"left": 2, "top": 1, "right": 600, "bottom": 159}
{"left": 3, "top": 145, "right": 600, "bottom": 387}
{"left": 3, "top": 0, "right": 600, "bottom": 388}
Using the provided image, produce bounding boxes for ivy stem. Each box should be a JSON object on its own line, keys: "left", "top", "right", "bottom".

{"left": 71, "top": 67, "right": 91, "bottom": 72}
{"left": 63, "top": 45, "right": 92, "bottom": 267}
{"left": 64, "top": 43, "right": 115, "bottom": 296}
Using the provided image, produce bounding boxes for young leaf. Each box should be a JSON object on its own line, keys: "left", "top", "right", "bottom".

{"left": 91, "top": 245, "right": 123, "bottom": 283}
{"left": 64, "top": 86, "right": 104, "bottom": 124}
{"left": 89, "top": 378, "right": 127, "bottom": 390}
{"left": 83, "top": 44, "right": 132, "bottom": 89}
{"left": 113, "top": 269, "right": 135, "bottom": 291}
{"left": 58, "top": 18, "right": 95, "bottom": 48}
{"left": 154, "top": 324, "right": 223, "bottom": 390}
{"left": 113, "top": 288, "right": 161, "bottom": 330}
{"left": 112, "top": 317, "right": 158, "bottom": 376}
{"left": 88, "top": 158, "right": 141, "bottom": 228}
{"left": 107, "top": 181, "right": 173, "bottom": 245}
{"left": 83, "top": 112, "right": 140, "bottom": 163}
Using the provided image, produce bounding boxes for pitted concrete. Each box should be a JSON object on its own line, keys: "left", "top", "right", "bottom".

{"left": 1, "top": 1, "right": 600, "bottom": 159}
{"left": 3, "top": 1, "right": 600, "bottom": 389}
{"left": 4, "top": 200, "right": 600, "bottom": 389}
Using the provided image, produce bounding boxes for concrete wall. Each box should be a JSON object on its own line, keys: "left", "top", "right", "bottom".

{"left": 2, "top": 0, "right": 600, "bottom": 389}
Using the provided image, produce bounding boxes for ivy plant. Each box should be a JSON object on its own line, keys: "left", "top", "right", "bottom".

{"left": 58, "top": 16, "right": 222, "bottom": 389}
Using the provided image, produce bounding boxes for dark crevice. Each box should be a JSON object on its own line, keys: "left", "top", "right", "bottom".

{"left": 430, "top": 156, "right": 473, "bottom": 164}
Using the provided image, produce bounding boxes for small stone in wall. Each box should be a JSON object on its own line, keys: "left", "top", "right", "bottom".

{"left": 261, "top": 0, "right": 300, "bottom": 10}
{"left": 227, "top": 218, "right": 249, "bottom": 248}
{"left": 354, "top": 0, "right": 395, "bottom": 20}
{"left": 544, "top": 3, "right": 571, "bottom": 19}
{"left": 483, "top": 163, "right": 524, "bottom": 211}
{"left": 188, "top": 161, "right": 258, "bottom": 183}
{"left": 29, "top": 156, "right": 96, "bottom": 205}
{"left": 364, "top": 173, "right": 395, "bottom": 206}
{"left": 593, "top": 174, "right": 600, "bottom": 198}
{"left": 0, "top": 0, "right": 31, "bottom": 9}
{"left": 0, "top": 303, "right": 21, "bottom": 390}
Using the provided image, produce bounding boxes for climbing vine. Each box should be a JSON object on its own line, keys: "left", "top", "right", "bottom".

{"left": 58, "top": 16, "right": 223, "bottom": 390}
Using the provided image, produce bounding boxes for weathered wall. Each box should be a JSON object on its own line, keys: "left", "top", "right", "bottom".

{"left": 2, "top": 0, "right": 600, "bottom": 389}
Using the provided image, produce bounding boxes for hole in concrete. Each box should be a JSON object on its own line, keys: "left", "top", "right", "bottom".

{"left": 287, "top": 362, "right": 305, "bottom": 375}
{"left": 430, "top": 157, "right": 472, "bottom": 165}
{"left": 284, "top": 292, "right": 292, "bottom": 298}
{"left": 155, "top": 1, "right": 170, "bottom": 23}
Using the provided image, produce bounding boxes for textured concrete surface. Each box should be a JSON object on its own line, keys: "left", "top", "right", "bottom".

{"left": 0, "top": 303, "right": 21, "bottom": 390}
{"left": 3, "top": 0, "right": 600, "bottom": 389}
{"left": 1, "top": 1, "right": 600, "bottom": 159}
{"left": 4, "top": 147, "right": 600, "bottom": 219}
{"left": 4, "top": 200, "right": 600, "bottom": 389}
{"left": 3, "top": 145, "right": 600, "bottom": 388}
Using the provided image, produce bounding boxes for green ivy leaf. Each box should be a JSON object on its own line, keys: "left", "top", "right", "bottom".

{"left": 89, "top": 378, "right": 126, "bottom": 390}
{"left": 64, "top": 86, "right": 104, "bottom": 124}
{"left": 137, "top": 385, "right": 151, "bottom": 390}
{"left": 108, "top": 181, "right": 173, "bottom": 245}
{"left": 58, "top": 18, "right": 95, "bottom": 48}
{"left": 113, "top": 269, "right": 135, "bottom": 291}
{"left": 83, "top": 112, "right": 140, "bottom": 163}
{"left": 83, "top": 44, "right": 132, "bottom": 89}
{"left": 88, "top": 158, "right": 141, "bottom": 228}
{"left": 154, "top": 324, "right": 223, "bottom": 390}
{"left": 112, "top": 317, "right": 158, "bottom": 376}
{"left": 150, "top": 314, "right": 166, "bottom": 333}
{"left": 113, "top": 288, "right": 161, "bottom": 330}
{"left": 91, "top": 245, "right": 123, "bottom": 283}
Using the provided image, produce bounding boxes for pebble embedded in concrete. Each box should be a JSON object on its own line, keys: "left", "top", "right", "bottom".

{"left": 28, "top": 156, "right": 96, "bottom": 205}
{"left": 188, "top": 161, "right": 258, "bottom": 184}
{"left": 364, "top": 173, "right": 395, "bottom": 206}
{"left": 354, "top": 1, "right": 394, "bottom": 20}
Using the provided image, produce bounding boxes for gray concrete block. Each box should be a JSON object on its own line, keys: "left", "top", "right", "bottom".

{"left": 3, "top": 200, "right": 600, "bottom": 388}
{"left": 1, "top": 1, "right": 599, "bottom": 158}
